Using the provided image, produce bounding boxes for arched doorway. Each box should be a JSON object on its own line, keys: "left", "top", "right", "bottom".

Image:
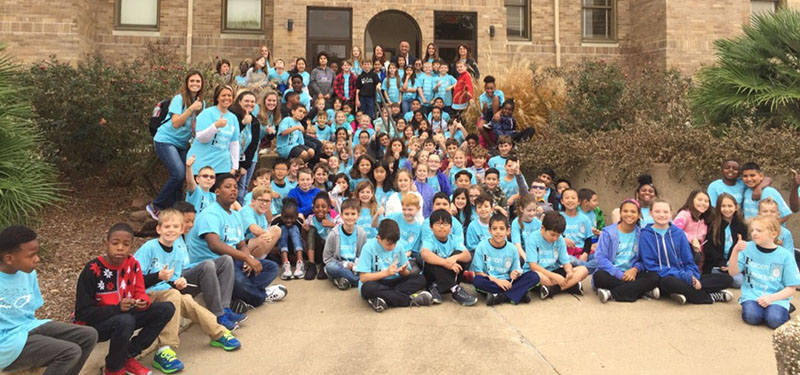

{"left": 364, "top": 11, "right": 421, "bottom": 62}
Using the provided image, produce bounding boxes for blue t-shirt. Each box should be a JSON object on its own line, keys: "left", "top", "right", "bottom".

{"left": 640, "top": 207, "right": 654, "bottom": 228}
{"left": 316, "top": 124, "right": 335, "bottom": 142}
{"left": 479, "top": 90, "right": 505, "bottom": 113}
{"left": 524, "top": 230, "right": 570, "bottom": 271}
{"left": 561, "top": 211, "right": 593, "bottom": 250}
{"left": 466, "top": 220, "right": 491, "bottom": 251}
{"left": 780, "top": 227, "right": 794, "bottom": 251}
{"left": 337, "top": 225, "right": 359, "bottom": 262}
{"left": 267, "top": 70, "right": 290, "bottom": 85}
{"left": 154, "top": 94, "right": 204, "bottom": 148}
{"left": 276, "top": 117, "right": 305, "bottom": 158}
{"left": 270, "top": 180, "right": 296, "bottom": 215}
{"left": 707, "top": 179, "right": 746, "bottom": 206}
{"left": 422, "top": 232, "right": 463, "bottom": 259}
{"left": 239, "top": 123, "right": 253, "bottom": 163}
{"left": 723, "top": 225, "right": 733, "bottom": 261}
{"left": 355, "top": 238, "right": 409, "bottom": 290}
{"left": 435, "top": 74, "right": 458, "bottom": 106}
{"left": 351, "top": 128, "right": 375, "bottom": 147}
{"left": 357, "top": 207, "right": 377, "bottom": 237}
{"left": 188, "top": 106, "right": 240, "bottom": 174}
{"left": 299, "top": 71, "right": 311, "bottom": 87}
{"left": 738, "top": 242, "right": 800, "bottom": 309}
{"left": 511, "top": 217, "right": 542, "bottom": 250}
{"left": 427, "top": 176, "right": 441, "bottom": 194}
{"left": 186, "top": 188, "right": 216, "bottom": 214}
{"left": 471, "top": 239, "right": 522, "bottom": 280}
{"left": 187, "top": 202, "right": 244, "bottom": 265}
{"left": 449, "top": 166, "right": 477, "bottom": 187}
{"left": 282, "top": 88, "right": 311, "bottom": 108}
{"left": 743, "top": 187, "right": 791, "bottom": 220}
{"left": 0, "top": 270, "right": 49, "bottom": 370}
{"left": 499, "top": 176, "right": 520, "bottom": 201}
{"left": 422, "top": 216, "right": 465, "bottom": 249}
{"left": 134, "top": 237, "right": 190, "bottom": 292}
{"left": 387, "top": 212, "right": 423, "bottom": 254}
{"left": 488, "top": 155, "right": 507, "bottom": 177}
{"left": 418, "top": 73, "right": 437, "bottom": 103}
{"left": 375, "top": 187, "right": 392, "bottom": 209}
{"left": 612, "top": 230, "right": 638, "bottom": 272}
{"left": 382, "top": 77, "right": 402, "bottom": 103}
{"left": 403, "top": 77, "right": 418, "bottom": 101}
{"left": 239, "top": 205, "right": 268, "bottom": 240}
{"left": 311, "top": 214, "right": 334, "bottom": 240}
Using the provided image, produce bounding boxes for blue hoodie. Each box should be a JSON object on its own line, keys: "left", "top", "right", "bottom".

{"left": 594, "top": 224, "right": 643, "bottom": 280}
{"left": 639, "top": 224, "right": 700, "bottom": 286}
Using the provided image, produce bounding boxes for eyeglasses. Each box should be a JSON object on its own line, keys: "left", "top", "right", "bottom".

{"left": 256, "top": 198, "right": 271, "bottom": 204}
{"left": 531, "top": 185, "right": 546, "bottom": 190}
{"left": 199, "top": 174, "right": 215, "bottom": 179}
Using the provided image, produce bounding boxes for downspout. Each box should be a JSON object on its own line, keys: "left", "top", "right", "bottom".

{"left": 186, "top": 0, "right": 194, "bottom": 63}
{"left": 554, "top": 0, "right": 561, "bottom": 67}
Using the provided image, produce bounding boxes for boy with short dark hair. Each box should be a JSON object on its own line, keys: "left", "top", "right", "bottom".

{"left": 454, "top": 170, "right": 474, "bottom": 191}
{"left": 404, "top": 99, "right": 422, "bottom": 122}
{"left": 526, "top": 211, "right": 589, "bottom": 299}
{"left": 420, "top": 210, "right": 477, "bottom": 306}
{"left": 323, "top": 199, "right": 367, "bottom": 290}
{"left": 355, "top": 220, "right": 433, "bottom": 312}
{"left": 356, "top": 59, "right": 381, "bottom": 120}
{"left": 75, "top": 223, "right": 175, "bottom": 375}
{"left": 472, "top": 214, "right": 541, "bottom": 305}
{"left": 488, "top": 135, "right": 513, "bottom": 177}
{"left": 741, "top": 162, "right": 791, "bottom": 221}
{"left": 466, "top": 194, "right": 494, "bottom": 252}
{"left": 270, "top": 158, "right": 296, "bottom": 215}
{"left": 500, "top": 156, "right": 521, "bottom": 207}
{"left": 578, "top": 188, "right": 604, "bottom": 239}
{"left": 423, "top": 192, "right": 466, "bottom": 248}
{"left": 482, "top": 168, "right": 508, "bottom": 211}
{"left": 1, "top": 226, "right": 97, "bottom": 375}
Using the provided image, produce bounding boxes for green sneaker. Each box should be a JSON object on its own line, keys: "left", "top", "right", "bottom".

{"left": 210, "top": 330, "right": 242, "bottom": 351}
{"left": 152, "top": 347, "right": 184, "bottom": 374}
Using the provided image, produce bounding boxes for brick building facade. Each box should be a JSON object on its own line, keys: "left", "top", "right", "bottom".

{"left": 0, "top": 0, "right": 796, "bottom": 74}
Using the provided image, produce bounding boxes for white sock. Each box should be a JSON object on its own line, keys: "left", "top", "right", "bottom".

{"left": 157, "top": 345, "right": 170, "bottom": 354}
{"left": 450, "top": 285, "right": 459, "bottom": 293}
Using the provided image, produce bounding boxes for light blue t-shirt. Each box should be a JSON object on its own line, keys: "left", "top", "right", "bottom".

{"left": 355, "top": 238, "right": 409, "bottom": 290}
{"left": 337, "top": 225, "right": 359, "bottom": 262}
{"left": 524, "top": 230, "right": 570, "bottom": 271}
{"left": 499, "top": 176, "right": 520, "bottom": 201}
{"left": 479, "top": 90, "right": 505, "bottom": 113}
{"left": 382, "top": 77, "right": 401, "bottom": 103}
{"left": 738, "top": 242, "right": 800, "bottom": 309}
{"left": 561, "top": 211, "right": 593, "bottom": 250}
{"left": 466, "top": 220, "right": 491, "bottom": 251}
{"left": 780, "top": 227, "right": 795, "bottom": 251}
{"left": 449, "top": 166, "right": 477, "bottom": 187}
{"left": 422, "top": 231, "right": 463, "bottom": 259}
{"left": 358, "top": 207, "right": 377, "bottom": 237}
{"left": 267, "top": 70, "right": 290, "bottom": 85}
{"left": 418, "top": 73, "right": 437, "bottom": 104}
{"left": 375, "top": 187, "right": 392, "bottom": 209}
{"left": 743, "top": 187, "right": 791, "bottom": 220}
{"left": 435, "top": 74, "right": 457, "bottom": 106}
{"left": 239, "top": 123, "right": 253, "bottom": 163}
{"left": 239, "top": 205, "right": 268, "bottom": 240}
{"left": 188, "top": 106, "right": 240, "bottom": 174}
{"left": 403, "top": 77, "right": 418, "bottom": 101}
{"left": 422, "top": 216, "right": 465, "bottom": 249}
{"left": 707, "top": 179, "right": 746, "bottom": 206}
{"left": 724, "top": 225, "right": 733, "bottom": 261}
{"left": 351, "top": 128, "right": 375, "bottom": 147}
{"left": 134, "top": 237, "right": 190, "bottom": 292}
{"left": 488, "top": 155, "right": 507, "bottom": 177}
{"left": 427, "top": 176, "right": 441, "bottom": 194}
{"left": 270, "top": 180, "right": 296, "bottom": 215}
{"left": 154, "top": 94, "right": 204, "bottom": 148}
{"left": 612, "top": 230, "right": 638, "bottom": 272}
{"left": 387, "top": 212, "right": 423, "bottom": 254}
{"left": 511, "top": 217, "right": 542, "bottom": 249}
{"left": 276, "top": 117, "right": 305, "bottom": 159}
{"left": 640, "top": 207, "right": 654, "bottom": 228}
{"left": 299, "top": 71, "right": 311, "bottom": 87}
{"left": 311, "top": 214, "right": 334, "bottom": 240}
{"left": 186, "top": 187, "right": 216, "bottom": 214}
{"left": 315, "top": 124, "right": 335, "bottom": 142}
{"left": 282, "top": 88, "right": 311, "bottom": 108}
{"left": 0, "top": 270, "right": 49, "bottom": 370}
{"left": 187, "top": 202, "right": 244, "bottom": 266}
{"left": 471, "top": 239, "right": 522, "bottom": 280}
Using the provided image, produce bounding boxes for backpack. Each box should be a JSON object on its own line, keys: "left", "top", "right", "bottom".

{"left": 148, "top": 99, "right": 172, "bottom": 137}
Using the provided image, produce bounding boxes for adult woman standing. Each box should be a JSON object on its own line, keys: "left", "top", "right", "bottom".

{"left": 187, "top": 85, "right": 240, "bottom": 178}
{"left": 230, "top": 90, "right": 261, "bottom": 204}
{"left": 259, "top": 45, "right": 273, "bottom": 72}
{"left": 372, "top": 44, "right": 388, "bottom": 71}
{"left": 147, "top": 70, "right": 206, "bottom": 220}
{"left": 451, "top": 43, "right": 480, "bottom": 79}
{"left": 422, "top": 43, "right": 438, "bottom": 64}
{"left": 309, "top": 52, "right": 335, "bottom": 105}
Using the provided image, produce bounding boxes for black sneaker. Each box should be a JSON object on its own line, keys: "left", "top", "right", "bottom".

{"left": 333, "top": 277, "right": 351, "bottom": 290}
{"left": 429, "top": 283, "right": 443, "bottom": 304}
{"left": 304, "top": 263, "right": 317, "bottom": 280}
{"left": 409, "top": 291, "right": 433, "bottom": 307}
{"left": 791, "top": 303, "right": 796, "bottom": 314}
{"left": 539, "top": 285, "right": 550, "bottom": 300}
{"left": 710, "top": 290, "right": 733, "bottom": 303}
{"left": 368, "top": 297, "right": 388, "bottom": 312}
{"left": 519, "top": 292, "right": 532, "bottom": 304}
{"left": 487, "top": 293, "right": 509, "bottom": 306}
{"left": 317, "top": 264, "right": 328, "bottom": 280}
{"left": 575, "top": 282, "right": 584, "bottom": 296}
{"left": 230, "top": 298, "right": 254, "bottom": 314}
{"left": 452, "top": 285, "right": 478, "bottom": 306}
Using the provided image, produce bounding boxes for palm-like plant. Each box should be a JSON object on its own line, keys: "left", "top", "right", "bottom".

{"left": 0, "top": 44, "right": 61, "bottom": 228}
{"left": 691, "top": 10, "right": 800, "bottom": 128}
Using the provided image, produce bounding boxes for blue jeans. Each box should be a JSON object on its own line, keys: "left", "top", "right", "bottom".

{"left": 401, "top": 98, "right": 413, "bottom": 114}
{"left": 324, "top": 261, "right": 360, "bottom": 285}
{"left": 712, "top": 267, "right": 743, "bottom": 289}
{"left": 153, "top": 141, "right": 188, "bottom": 209}
{"left": 278, "top": 225, "right": 303, "bottom": 253}
{"left": 359, "top": 96, "right": 375, "bottom": 120}
{"left": 232, "top": 258, "right": 278, "bottom": 307}
{"left": 473, "top": 272, "right": 541, "bottom": 303}
{"left": 570, "top": 253, "right": 597, "bottom": 274}
{"left": 741, "top": 300, "right": 789, "bottom": 329}
{"left": 237, "top": 162, "right": 257, "bottom": 205}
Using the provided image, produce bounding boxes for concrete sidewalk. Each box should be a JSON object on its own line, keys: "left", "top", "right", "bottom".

{"left": 98, "top": 279, "right": 777, "bottom": 375}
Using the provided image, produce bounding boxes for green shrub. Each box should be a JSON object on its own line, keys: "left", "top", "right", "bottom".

{"left": 0, "top": 45, "right": 61, "bottom": 227}
{"left": 21, "top": 43, "right": 213, "bottom": 186}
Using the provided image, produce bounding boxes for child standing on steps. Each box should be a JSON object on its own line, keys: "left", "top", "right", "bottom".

{"left": 1, "top": 226, "right": 98, "bottom": 375}
{"left": 134, "top": 209, "right": 241, "bottom": 374}
{"left": 74, "top": 223, "right": 175, "bottom": 375}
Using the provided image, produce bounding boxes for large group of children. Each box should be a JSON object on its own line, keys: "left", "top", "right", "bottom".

{"left": 3, "top": 43, "right": 800, "bottom": 375}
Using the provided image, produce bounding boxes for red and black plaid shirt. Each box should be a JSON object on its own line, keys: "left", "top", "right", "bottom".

{"left": 333, "top": 72, "right": 358, "bottom": 103}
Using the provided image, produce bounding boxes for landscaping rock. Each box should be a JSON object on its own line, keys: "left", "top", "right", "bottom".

{"left": 129, "top": 210, "right": 151, "bottom": 223}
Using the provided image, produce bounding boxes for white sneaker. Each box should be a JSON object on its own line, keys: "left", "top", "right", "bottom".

{"left": 670, "top": 293, "right": 687, "bottom": 305}
{"left": 265, "top": 285, "right": 287, "bottom": 302}
{"left": 597, "top": 288, "right": 612, "bottom": 303}
{"left": 281, "top": 262, "right": 292, "bottom": 280}
{"left": 293, "top": 262, "right": 305, "bottom": 279}
{"left": 645, "top": 287, "right": 660, "bottom": 299}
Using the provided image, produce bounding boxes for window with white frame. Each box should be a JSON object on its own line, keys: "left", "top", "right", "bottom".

{"left": 224, "top": 0, "right": 262, "bottom": 32}
{"left": 116, "top": 0, "right": 158, "bottom": 30}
